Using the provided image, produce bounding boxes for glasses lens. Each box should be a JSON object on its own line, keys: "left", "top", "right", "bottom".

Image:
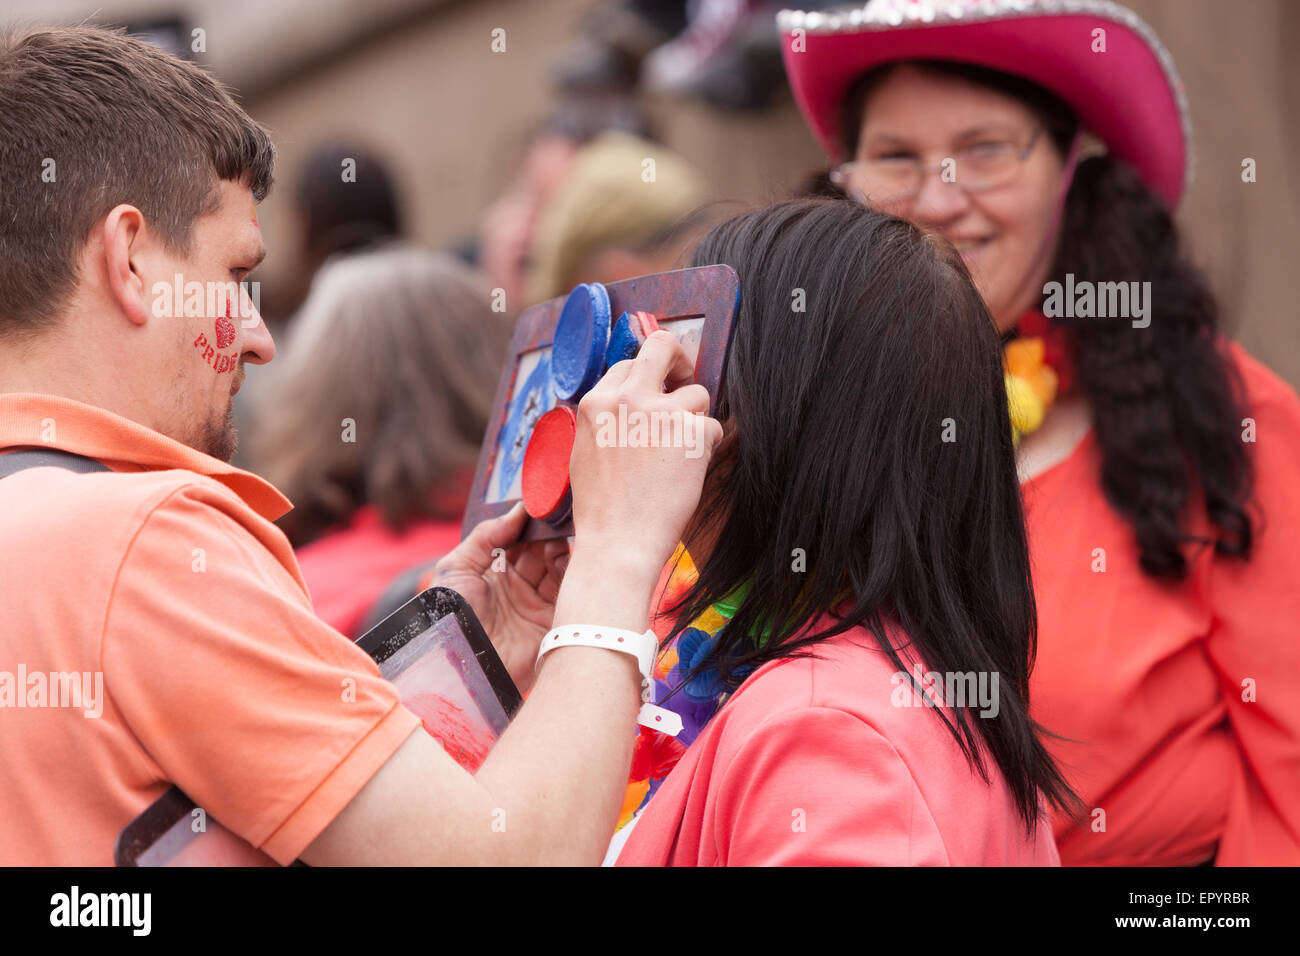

{"left": 963, "top": 143, "right": 1018, "bottom": 190}
{"left": 855, "top": 159, "right": 921, "bottom": 203}
{"left": 959, "top": 130, "right": 1040, "bottom": 191}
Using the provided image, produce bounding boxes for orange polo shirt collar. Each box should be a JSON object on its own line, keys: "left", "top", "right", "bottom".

{"left": 0, "top": 392, "right": 291, "bottom": 521}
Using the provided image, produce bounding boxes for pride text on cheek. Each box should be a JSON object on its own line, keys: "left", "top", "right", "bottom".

{"left": 193, "top": 333, "right": 238, "bottom": 374}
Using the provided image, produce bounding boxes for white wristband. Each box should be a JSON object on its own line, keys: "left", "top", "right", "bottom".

{"left": 537, "top": 625, "right": 658, "bottom": 679}
{"left": 536, "top": 625, "right": 683, "bottom": 737}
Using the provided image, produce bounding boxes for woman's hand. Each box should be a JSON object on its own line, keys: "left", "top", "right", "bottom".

{"left": 431, "top": 503, "right": 569, "bottom": 694}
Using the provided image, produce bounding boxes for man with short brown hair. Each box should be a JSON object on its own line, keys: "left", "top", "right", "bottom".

{"left": 0, "top": 25, "right": 719, "bottom": 865}
{"left": 0, "top": 25, "right": 277, "bottom": 459}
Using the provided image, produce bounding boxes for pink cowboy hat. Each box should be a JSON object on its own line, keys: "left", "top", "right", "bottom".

{"left": 779, "top": 0, "right": 1191, "bottom": 208}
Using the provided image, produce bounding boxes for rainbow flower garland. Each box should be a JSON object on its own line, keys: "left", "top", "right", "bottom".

{"left": 617, "top": 548, "right": 755, "bottom": 830}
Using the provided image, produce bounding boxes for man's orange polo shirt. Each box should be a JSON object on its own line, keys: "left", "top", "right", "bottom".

{"left": 0, "top": 393, "right": 421, "bottom": 865}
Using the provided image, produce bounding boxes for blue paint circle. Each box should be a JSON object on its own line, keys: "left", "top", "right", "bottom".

{"left": 605, "top": 311, "right": 641, "bottom": 368}
{"left": 551, "top": 283, "right": 611, "bottom": 402}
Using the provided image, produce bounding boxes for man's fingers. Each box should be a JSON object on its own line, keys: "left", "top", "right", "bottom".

{"left": 536, "top": 565, "right": 562, "bottom": 605}
{"left": 481, "top": 501, "right": 529, "bottom": 547}
{"left": 511, "top": 542, "right": 550, "bottom": 590}
{"left": 542, "top": 536, "right": 570, "bottom": 574}
{"left": 510, "top": 534, "right": 569, "bottom": 594}
{"left": 538, "top": 538, "right": 569, "bottom": 603}
{"left": 444, "top": 502, "right": 527, "bottom": 572}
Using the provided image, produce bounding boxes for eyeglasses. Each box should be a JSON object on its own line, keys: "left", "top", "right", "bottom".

{"left": 830, "top": 127, "right": 1044, "bottom": 206}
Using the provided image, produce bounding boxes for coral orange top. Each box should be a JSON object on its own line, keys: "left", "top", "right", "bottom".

{"left": 1024, "top": 343, "right": 1300, "bottom": 865}
{"left": 616, "top": 615, "right": 1061, "bottom": 866}
{"left": 0, "top": 394, "right": 420, "bottom": 865}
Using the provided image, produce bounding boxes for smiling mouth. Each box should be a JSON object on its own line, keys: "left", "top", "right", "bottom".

{"left": 949, "top": 237, "right": 993, "bottom": 254}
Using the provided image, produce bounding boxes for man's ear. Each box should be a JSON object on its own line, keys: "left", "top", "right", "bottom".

{"left": 101, "top": 204, "right": 150, "bottom": 327}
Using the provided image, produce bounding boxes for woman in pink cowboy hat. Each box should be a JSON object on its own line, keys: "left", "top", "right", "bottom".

{"left": 779, "top": 0, "right": 1300, "bottom": 865}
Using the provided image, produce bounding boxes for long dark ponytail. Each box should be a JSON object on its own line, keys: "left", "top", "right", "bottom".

{"left": 1055, "top": 154, "right": 1253, "bottom": 576}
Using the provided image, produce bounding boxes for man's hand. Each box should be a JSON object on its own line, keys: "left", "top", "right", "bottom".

{"left": 431, "top": 503, "right": 568, "bottom": 693}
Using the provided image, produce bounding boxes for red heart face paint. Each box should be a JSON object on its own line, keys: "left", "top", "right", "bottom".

{"left": 192, "top": 296, "right": 239, "bottom": 374}
{"left": 214, "top": 315, "right": 236, "bottom": 350}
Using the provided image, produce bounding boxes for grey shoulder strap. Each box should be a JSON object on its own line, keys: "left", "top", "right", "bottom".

{"left": 0, "top": 448, "right": 111, "bottom": 478}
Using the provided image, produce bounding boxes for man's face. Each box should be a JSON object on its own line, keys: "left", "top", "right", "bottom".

{"left": 145, "top": 180, "right": 274, "bottom": 461}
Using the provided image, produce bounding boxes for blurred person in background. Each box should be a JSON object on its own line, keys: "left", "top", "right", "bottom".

{"left": 781, "top": 0, "right": 1300, "bottom": 864}
{"left": 232, "top": 140, "right": 406, "bottom": 469}
{"left": 297, "top": 141, "right": 404, "bottom": 273}
{"left": 553, "top": 0, "right": 688, "bottom": 93}
{"left": 470, "top": 97, "right": 653, "bottom": 314}
{"left": 525, "top": 130, "right": 709, "bottom": 304}
{"left": 246, "top": 246, "right": 510, "bottom": 637}
{"left": 554, "top": 0, "right": 838, "bottom": 110}
{"left": 263, "top": 140, "right": 406, "bottom": 330}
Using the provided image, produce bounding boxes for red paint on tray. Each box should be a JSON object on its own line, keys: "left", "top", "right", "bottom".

{"left": 633, "top": 310, "right": 659, "bottom": 339}
{"left": 404, "top": 692, "right": 494, "bottom": 772}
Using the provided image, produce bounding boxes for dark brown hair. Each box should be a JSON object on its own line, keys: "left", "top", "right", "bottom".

{"left": 0, "top": 25, "right": 275, "bottom": 335}
{"left": 683, "top": 198, "right": 1080, "bottom": 830}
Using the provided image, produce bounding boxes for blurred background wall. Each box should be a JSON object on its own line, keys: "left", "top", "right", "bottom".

{"left": 3, "top": 0, "right": 1297, "bottom": 385}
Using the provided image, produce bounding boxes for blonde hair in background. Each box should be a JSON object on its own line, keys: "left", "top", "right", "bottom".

{"left": 248, "top": 245, "right": 511, "bottom": 546}
{"left": 526, "top": 131, "right": 708, "bottom": 304}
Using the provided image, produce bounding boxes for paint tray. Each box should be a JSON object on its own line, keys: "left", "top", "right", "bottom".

{"left": 114, "top": 587, "right": 521, "bottom": 866}
{"left": 462, "top": 265, "right": 741, "bottom": 542}
{"left": 354, "top": 586, "right": 522, "bottom": 773}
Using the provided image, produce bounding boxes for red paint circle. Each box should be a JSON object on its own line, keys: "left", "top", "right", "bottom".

{"left": 521, "top": 405, "right": 577, "bottom": 521}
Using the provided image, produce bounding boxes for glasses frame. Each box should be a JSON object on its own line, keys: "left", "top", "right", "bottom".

{"left": 831, "top": 126, "right": 1045, "bottom": 205}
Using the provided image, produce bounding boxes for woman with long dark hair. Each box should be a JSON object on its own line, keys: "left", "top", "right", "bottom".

{"left": 778, "top": 0, "right": 1300, "bottom": 865}
{"left": 611, "top": 197, "right": 1076, "bottom": 865}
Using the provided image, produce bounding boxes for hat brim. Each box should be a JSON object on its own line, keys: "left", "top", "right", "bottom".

{"left": 780, "top": 3, "right": 1189, "bottom": 208}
